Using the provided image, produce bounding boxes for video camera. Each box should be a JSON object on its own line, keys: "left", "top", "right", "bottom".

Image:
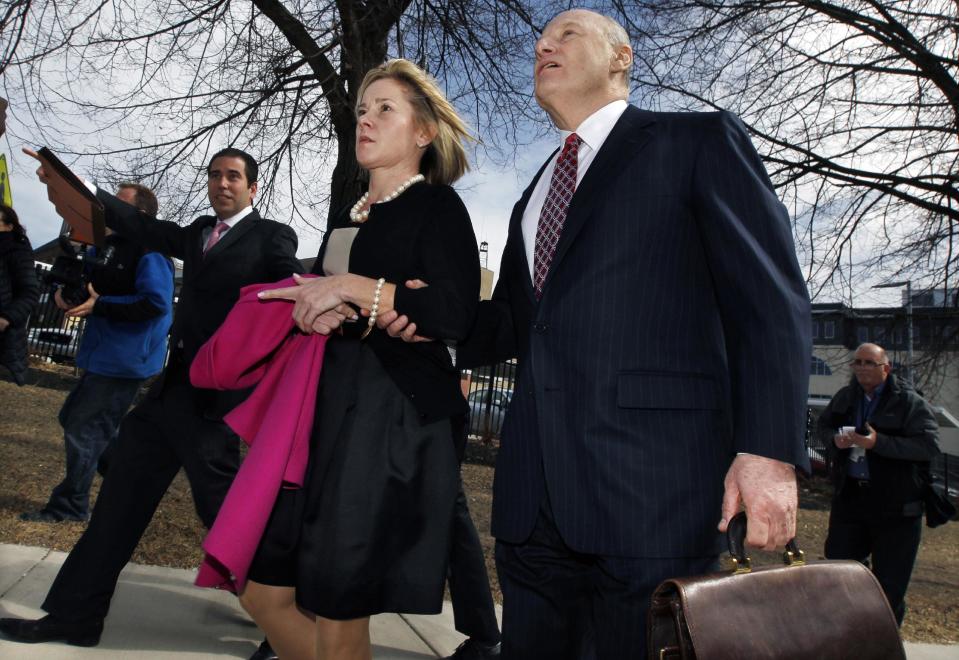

{"left": 45, "top": 235, "right": 115, "bottom": 306}
{"left": 33, "top": 147, "right": 109, "bottom": 307}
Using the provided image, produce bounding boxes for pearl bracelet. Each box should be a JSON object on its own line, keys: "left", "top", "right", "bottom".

{"left": 361, "top": 277, "right": 386, "bottom": 340}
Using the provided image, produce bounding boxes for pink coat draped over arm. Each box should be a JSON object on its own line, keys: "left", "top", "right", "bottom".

{"left": 190, "top": 276, "right": 327, "bottom": 592}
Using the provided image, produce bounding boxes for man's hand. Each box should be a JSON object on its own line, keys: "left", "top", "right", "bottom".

{"left": 64, "top": 283, "right": 100, "bottom": 318}
{"left": 849, "top": 424, "right": 877, "bottom": 450}
{"left": 53, "top": 288, "right": 71, "bottom": 311}
{"left": 718, "top": 454, "right": 797, "bottom": 551}
{"left": 834, "top": 424, "right": 876, "bottom": 450}
{"left": 22, "top": 148, "right": 50, "bottom": 183}
{"left": 311, "top": 303, "right": 357, "bottom": 335}
{"left": 377, "top": 279, "right": 433, "bottom": 342}
{"left": 0, "top": 316, "right": 9, "bottom": 332}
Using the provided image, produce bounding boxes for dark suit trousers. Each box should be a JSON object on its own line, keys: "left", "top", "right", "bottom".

{"left": 41, "top": 364, "right": 240, "bottom": 623}
{"left": 824, "top": 485, "right": 922, "bottom": 626}
{"left": 495, "top": 496, "right": 718, "bottom": 660}
{"left": 448, "top": 481, "right": 500, "bottom": 644}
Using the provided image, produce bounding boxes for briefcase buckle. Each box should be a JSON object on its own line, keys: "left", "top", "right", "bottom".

{"left": 783, "top": 547, "right": 806, "bottom": 566}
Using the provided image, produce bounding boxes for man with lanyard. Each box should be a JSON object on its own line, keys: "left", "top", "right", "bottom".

{"left": 818, "top": 342, "right": 941, "bottom": 625}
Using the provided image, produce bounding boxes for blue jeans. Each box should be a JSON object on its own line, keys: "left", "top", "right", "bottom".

{"left": 43, "top": 372, "right": 143, "bottom": 520}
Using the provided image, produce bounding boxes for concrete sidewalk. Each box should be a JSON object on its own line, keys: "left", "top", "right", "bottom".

{"left": 1, "top": 543, "right": 955, "bottom": 659}
{"left": 0, "top": 544, "right": 474, "bottom": 658}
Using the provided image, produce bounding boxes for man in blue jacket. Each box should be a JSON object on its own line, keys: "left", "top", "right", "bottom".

{"left": 21, "top": 183, "right": 173, "bottom": 523}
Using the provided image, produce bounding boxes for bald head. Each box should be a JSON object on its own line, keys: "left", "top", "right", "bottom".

{"left": 589, "top": 11, "right": 632, "bottom": 90}
{"left": 856, "top": 343, "right": 887, "bottom": 363}
{"left": 534, "top": 9, "right": 633, "bottom": 129}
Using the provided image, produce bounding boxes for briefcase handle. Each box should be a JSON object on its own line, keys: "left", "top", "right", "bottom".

{"left": 725, "top": 511, "right": 805, "bottom": 573}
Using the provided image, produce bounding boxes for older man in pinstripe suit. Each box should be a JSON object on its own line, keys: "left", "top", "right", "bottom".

{"left": 386, "top": 9, "right": 810, "bottom": 659}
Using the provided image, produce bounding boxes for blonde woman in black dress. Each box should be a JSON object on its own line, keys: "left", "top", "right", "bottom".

{"left": 245, "top": 59, "right": 480, "bottom": 660}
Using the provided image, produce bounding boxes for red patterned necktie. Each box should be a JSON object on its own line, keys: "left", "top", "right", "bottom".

{"left": 203, "top": 221, "right": 230, "bottom": 255}
{"left": 533, "top": 133, "right": 580, "bottom": 298}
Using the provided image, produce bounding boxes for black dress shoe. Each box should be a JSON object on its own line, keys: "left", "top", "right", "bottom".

{"left": 446, "top": 638, "right": 502, "bottom": 659}
{"left": 19, "top": 510, "right": 65, "bottom": 523}
{"left": 0, "top": 615, "right": 103, "bottom": 647}
{"left": 248, "top": 638, "right": 278, "bottom": 660}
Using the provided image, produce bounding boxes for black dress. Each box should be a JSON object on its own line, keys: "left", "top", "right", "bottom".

{"left": 248, "top": 182, "right": 481, "bottom": 619}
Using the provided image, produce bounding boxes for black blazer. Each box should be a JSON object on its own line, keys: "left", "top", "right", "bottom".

{"left": 313, "top": 182, "right": 480, "bottom": 422}
{"left": 460, "top": 106, "right": 812, "bottom": 557}
{"left": 97, "top": 190, "right": 303, "bottom": 415}
{"left": 818, "top": 373, "right": 940, "bottom": 516}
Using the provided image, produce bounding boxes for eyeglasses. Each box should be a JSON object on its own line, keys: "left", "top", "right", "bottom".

{"left": 849, "top": 359, "right": 887, "bottom": 369}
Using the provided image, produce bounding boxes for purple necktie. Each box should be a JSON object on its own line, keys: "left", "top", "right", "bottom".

{"left": 533, "top": 133, "right": 580, "bottom": 298}
{"left": 203, "top": 221, "right": 230, "bottom": 255}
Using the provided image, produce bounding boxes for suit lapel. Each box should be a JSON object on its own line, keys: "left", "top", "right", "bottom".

{"left": 182, "top": 216, "right": 215, "bottom": 281}
{"left": 541, "top": 106, "right": 656, "bottom": 296}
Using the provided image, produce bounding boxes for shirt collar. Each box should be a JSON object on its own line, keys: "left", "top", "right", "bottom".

{"left": 217, "top": 205, "right": 255, "bottom": 227}
{"left": 864, "top": 380, "right": 887, "bottom": 400}
{"left": 560, "top": 99, "right": 628, "bottom": 152}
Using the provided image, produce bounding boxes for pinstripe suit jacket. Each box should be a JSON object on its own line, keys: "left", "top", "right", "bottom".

{"left": 459, "top": 106, "right": 812, "bottom": 558}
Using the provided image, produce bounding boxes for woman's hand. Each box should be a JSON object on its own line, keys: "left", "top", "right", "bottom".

{"left": 258, "top": 274, "right": 347, "bottom": 334}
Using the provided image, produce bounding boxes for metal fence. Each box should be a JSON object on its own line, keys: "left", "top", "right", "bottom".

{"left": 19, "top": 261, "right": 958, "bottom": 500}
{"left": 463, "top": 360, "right": 517, "bottom": 441}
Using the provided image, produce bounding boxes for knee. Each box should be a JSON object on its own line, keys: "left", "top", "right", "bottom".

{"left": 239, "top": 589, "right": 265, "bottom": 619}
{"left": 240, "top": 583, "right": 297, "bottom": 622}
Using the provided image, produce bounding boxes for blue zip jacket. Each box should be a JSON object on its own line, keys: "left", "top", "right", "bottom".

{"left": 76, "top": 251, "right": 174, "bottom": 379}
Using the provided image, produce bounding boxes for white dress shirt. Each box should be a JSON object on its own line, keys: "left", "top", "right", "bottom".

{"left": 202, "top": 205, "right": 255, "bottom": 249}
{"left": 521, "top": 99, "right": 628, "bottom": 278}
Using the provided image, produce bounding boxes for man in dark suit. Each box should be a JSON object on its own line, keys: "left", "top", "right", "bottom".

{"left": 2, "top": 148, "right": 301, "bottom": 654}
{"left": 386, "top": 9, "right": 811, "bottom": 658}
{"left": 818, "top": 342, "right": 940, "bottom": 626}
{"left": 445, "top": 417, "right": 501, "bottom": 660}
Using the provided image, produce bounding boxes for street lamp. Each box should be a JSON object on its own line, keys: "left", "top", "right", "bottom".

{"left": 872, "top": 280, "right": 913, "bottom": 384}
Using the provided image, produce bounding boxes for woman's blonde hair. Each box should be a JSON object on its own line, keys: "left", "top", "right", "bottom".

{"left": 356, "top": 59, "right": 472, "bottom": 185}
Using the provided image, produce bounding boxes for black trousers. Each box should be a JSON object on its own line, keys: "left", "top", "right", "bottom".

{"left": 41, "top": 369, "right": 240, "bottom": 623}
{"left": 495, "top": 497, "right": 717, "bottom": 660}
{"left": 448, "top": 481, "right": 500, "bottom": 644}
{"left": 824, "top": 484, "right": 923, "bottom": 626}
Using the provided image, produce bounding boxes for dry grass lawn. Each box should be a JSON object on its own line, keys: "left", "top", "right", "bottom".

{"left": 1, "top": 368, "right": 956, "bottom": 643}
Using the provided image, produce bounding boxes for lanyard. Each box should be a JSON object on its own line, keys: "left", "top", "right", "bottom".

{"left": 857, "top": 390, "right": 881, "bottom": 428}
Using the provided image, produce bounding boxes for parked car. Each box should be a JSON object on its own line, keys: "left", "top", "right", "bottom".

{"left": 467, "top": 387, "right": 512, "bottom": 439}
{"left": 27, "top": 326, "right": 81, "bottom": 362}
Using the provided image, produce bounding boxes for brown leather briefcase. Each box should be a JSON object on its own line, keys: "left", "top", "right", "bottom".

{"left": 648, "top": 512, "right": 905, "bottom": 659}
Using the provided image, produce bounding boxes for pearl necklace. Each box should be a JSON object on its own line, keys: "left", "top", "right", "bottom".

{"left": 350, "top": 174, "right": 425, "bottom": 223}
